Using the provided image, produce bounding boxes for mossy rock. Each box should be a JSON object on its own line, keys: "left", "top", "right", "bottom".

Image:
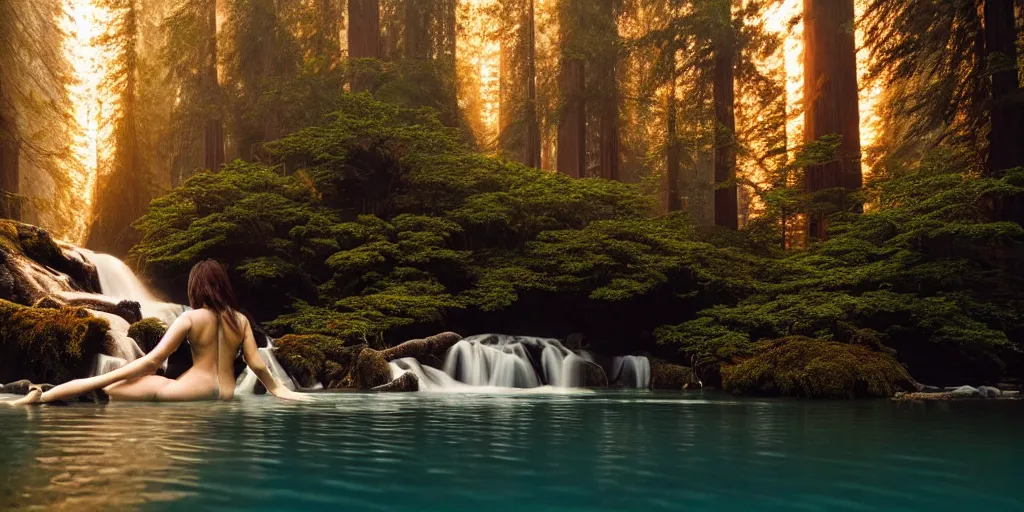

{"left": 720, "top": 337, "right": 916, "bottom": 399}
{"left": 373, "top": 372, "right": 419, "bottom": 392}
{"left": 274, "top": 334, "right": 365, "bottom": 389}
{"left": 0, "top": 221, "right": 100, "bottom": 294}
{"left": 650, "top": 360, "right": 700, "bottom": 390}
{"left": 352, "top": 348, "right": 393, "bottom": 389}
{"left": 65, "top": 297, "right": 143, "bottom": 324}
{"left": 0, "top": 299, "right": 109, "bottom": 384}
{"left": 578, "top": 360, "right": 609, "bottom": 388}
{"left": 128, "top": 318, "right": 168, "bottom": 353}
{"left": 32, "top": 296, "right": 65, "bottom": 310}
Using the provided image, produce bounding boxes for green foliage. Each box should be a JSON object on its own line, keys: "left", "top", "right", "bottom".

{"left": 133, "top": 93, "right": 1024, "bottom": 390}
{"left": 721, "top": 337, "right": 915, "bottom": 398}
{"left": 659, "top": 159, "right": 1024, "bottom": 385}
{"left": 0, "top": 299, "right": 109, "bottom": 384}
{"left": 133, "top": 94, "right": 744, "bottom": 348}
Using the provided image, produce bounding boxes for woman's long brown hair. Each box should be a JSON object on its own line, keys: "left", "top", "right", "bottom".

{"left": 187, "top": 259, "right": 243, "bottom": 334}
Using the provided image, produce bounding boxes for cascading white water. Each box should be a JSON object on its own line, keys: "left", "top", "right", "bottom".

{"left": 444, "top": 337, "right": 541, "bottom": 388}
{"left": 440, "top": 334, "right": 603, "bottom": 389}
{"left": 75, "top": 249, "right": 188, "bottom": 325}
{"left": 93, "top": 354, "right": 127, "bottom": 376}
{"left": 610, "top": 356, "right": 651, "bottom": 389}
{"left": 234, "top": 340, "right": 298, "bottom": 395}
{"left": 88, "top": 310, "right": 145, "bottom": 361}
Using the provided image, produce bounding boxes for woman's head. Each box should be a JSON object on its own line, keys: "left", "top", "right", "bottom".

{"left": 187, "top": 259, "right": 241, "bottom": 332}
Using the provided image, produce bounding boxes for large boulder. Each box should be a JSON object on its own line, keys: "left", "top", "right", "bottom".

{"left": 0, "top": 299, "right": 109, "bottom": 384}
{"left": 128, "top": 318, "right": 168, "bottom": 353}
{"left": 577, "top": 360, "right": 608, "bottom": 388}
{"left": 373, "top": 372, "right": 419, "bottom": 392}
{"left": 721, "top": 337, "right": 916, "bottom": 398}
{"left": 650, "top": 360, "right": 701, "bottom": 390}
{"left": 0, "top": 221, "right": 100, "bottom": 305}
{"left": 353, "top": 348, "right": 393, "bottom": 389}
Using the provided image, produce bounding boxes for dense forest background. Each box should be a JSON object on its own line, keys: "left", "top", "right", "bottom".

{"left": 0, "top": 0, "right": 1022, "bottom": 392}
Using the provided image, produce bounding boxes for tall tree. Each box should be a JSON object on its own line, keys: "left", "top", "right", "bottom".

{"left": 88, "top": 0, "right": 147, "bottom": 255}
{"left": 201, "top": 0, "right": 224, "bottom": 173}
{"left": 404, "top": 0, "right": 430, "bottom": 59}
{"left": 0, "top": 1, "right": 67, "bottom": 225}
{"left": 222, "top": 0, "right": 297, "bottom": 159}
{"left": 496, "top": 0, "right": 541, "bottom": 167}
{"left": 803, "top": 0, "right": 861, "bottom": 240}
{"left": 711, "top": 0, "right": 737, "bottom": 229}
{"left": 984, "top": 0, "right": 1022, "bottom": 173}
{"left": 0, "top": 79, "right": 19, "bottom": 221}
{"left": 666, "top": 73, "right": 682, "bottom": 212}
{"left": 524, "top": 0, "right": 541, "bottom": 168}
{"left": 556, "top": 0, "right": 585, "bottom": 178}
{"left": 862, "top": 0, "right": 1023, "bottom": 176}
{"left": 349, "top": 0, "right": 381, "bottom": 92}
{"left": 596, "top": 0, "right": 620, "bottom": 180}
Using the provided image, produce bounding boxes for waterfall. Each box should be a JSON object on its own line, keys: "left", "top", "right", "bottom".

{"left": 440, "top": 334, "right": 606, "bottom": 389}
{"left": 610, "top": 356, "right": 651, "bottom": 389}
{"left": 75, "top": 249, "right": 188, "bottom": 325}
{"left": 93, "top": 354, "right": 127, "bottom": 376}
{"left": 234, "top": 341, "right": 298, "bottom": 395}
{"left": 88, "top": 310, "right": 145, "bottom": 361}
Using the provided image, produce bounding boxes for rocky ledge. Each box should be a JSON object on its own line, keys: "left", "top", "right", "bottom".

{"left": 893, "top": 385, "right": 1022, "bottom": 401}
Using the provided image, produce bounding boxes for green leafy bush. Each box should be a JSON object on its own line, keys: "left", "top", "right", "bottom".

{"left": 132, "top": 94, "right": 745, "bottom": 351}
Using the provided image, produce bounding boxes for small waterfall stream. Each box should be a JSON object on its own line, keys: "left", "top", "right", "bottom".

{"left": 610, "top": 356, "right": 652, "bottom": 389}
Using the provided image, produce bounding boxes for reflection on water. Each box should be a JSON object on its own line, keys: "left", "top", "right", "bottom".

{"left": 1, "top": 392, "right": 1023, "bottom": 511}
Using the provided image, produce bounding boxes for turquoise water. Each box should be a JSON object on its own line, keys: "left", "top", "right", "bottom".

{"left": 1, "top": 391, "right": 1022, "bottom": 511}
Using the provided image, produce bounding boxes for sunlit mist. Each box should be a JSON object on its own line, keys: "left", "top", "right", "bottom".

{"left": 59, "top": 0, "right": 119, "bottom": 244}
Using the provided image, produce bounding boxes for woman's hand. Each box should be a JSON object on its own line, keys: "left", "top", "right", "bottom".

{"left": 270, "top": 386, "right": 312, "bottom": 402}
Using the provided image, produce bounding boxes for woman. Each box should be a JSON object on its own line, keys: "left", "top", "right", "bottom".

{"left": 10, "top": 260, "right": 308, "bottom": 405}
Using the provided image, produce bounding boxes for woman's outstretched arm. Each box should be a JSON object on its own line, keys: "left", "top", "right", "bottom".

{"left": 240, "top": 317, "right": 308, "bottom": 402}
{"left": 34, "top": 312, "right": 193, "bottom": 403}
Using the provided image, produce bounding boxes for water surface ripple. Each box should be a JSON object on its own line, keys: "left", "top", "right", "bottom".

{"left": 1, "top": 391, "right": 1021, "bottom": 511}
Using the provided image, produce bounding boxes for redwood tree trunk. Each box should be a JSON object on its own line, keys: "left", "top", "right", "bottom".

{"left": 0, "top": 112, "right": 20, "bottom": 221}
{"left": 404, "top": 0, "right": 429, "bottom": 59}
{"left": 984, "top": 0, "right": 1023, "bottom": 174}
{"left": 713, "top": 0, "right": 737, "bottom": 229}
{"left": 597, "top": 0, "right": 620, "bottom": 180}
{"left": 203, "top": 0, "right": 224, "bottom": 172}
{"left": 348, "top": 0, "right": 381, "bottom": 92}
{"left": 803, "top": 0, "right": 862, "bottom": 240}
{"left": 557, "top": 57, "right": 585, "bottom": 178}
{"left": 666, "top": 80, "right": 681, "bottom": 212}
{"left": 524, "top": 0, "right": 541, "bottom": 168}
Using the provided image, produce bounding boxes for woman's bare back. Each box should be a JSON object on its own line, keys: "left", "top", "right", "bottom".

{"left": 182, "top": 309, "right": 249, "bottom": 400}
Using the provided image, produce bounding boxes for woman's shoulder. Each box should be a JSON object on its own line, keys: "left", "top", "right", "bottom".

{"left": 180, "top": 308, "right": 247, "bottom": 331}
